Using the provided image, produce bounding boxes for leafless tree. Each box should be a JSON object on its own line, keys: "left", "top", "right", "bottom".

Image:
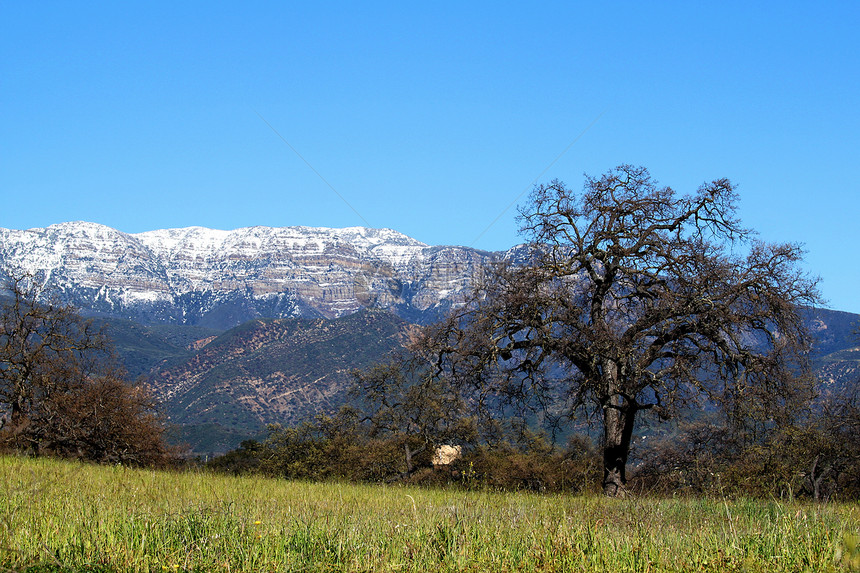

{"left": 0, "top": 273, "right": 174, "bottom": 466}
{"left": 422, "top": 165, "right": 821, "bottom": 496}
{"left": 0, "top": 274, "right": 108, "bottom": 436}
{"left": 352, "top": 357, "right": 477, "bottom": 479}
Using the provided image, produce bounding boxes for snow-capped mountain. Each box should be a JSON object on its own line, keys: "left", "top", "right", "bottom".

{"left": 0, "top": 222, "right": 504, "bottom": 327}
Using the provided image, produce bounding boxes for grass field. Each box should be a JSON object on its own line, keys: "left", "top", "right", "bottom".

{"left": 1, "top": 455, "right": 858, "bottom": 572}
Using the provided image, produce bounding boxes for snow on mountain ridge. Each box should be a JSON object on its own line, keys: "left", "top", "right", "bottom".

{"left": 0, "top": 221, "right": 497, "bottom": 327}
{"left": 132, "top": 225, "right": 428, "bottom": 265}
{"left": 0, "top": 222, "right": 429, "bottom": 269}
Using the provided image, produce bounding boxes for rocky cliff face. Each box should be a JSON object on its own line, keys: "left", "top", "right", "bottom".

{"left": 0, "top": 222, "right": 504, "bottom": 328}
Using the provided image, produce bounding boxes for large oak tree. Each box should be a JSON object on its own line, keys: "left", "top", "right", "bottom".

{"left": 424, "top": 165, "right": 820, "bottom": 496}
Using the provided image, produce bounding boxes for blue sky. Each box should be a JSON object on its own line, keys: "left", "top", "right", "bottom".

{"left": 3, "top": 3, "right": 859, "bottom": 313}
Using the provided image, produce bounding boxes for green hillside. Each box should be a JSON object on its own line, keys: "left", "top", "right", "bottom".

{"left": 98, "top": 318, "right": 223, "bottom": 379}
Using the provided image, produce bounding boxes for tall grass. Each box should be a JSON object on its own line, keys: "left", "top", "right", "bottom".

{"left": 1, "top": 455, "right": 857, "bottom": 572}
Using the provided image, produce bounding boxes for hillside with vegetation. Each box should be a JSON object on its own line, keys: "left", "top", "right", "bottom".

{"left": 146, "top": 310, "right": 414, "bottom": 447}
{"left": 94, "top": 304, "right": 860, "bottom": 456}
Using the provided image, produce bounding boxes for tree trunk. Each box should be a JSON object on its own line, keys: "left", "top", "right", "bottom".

{"left": 808, "top": 454, "right": 831, "bottom": 502}
{"left": 602, "top": 398, "right": 637, "bottom": 497}
{"left": 404, "top": 442, "right": 415, "bottom": 474}
{"left": 403, "top": 441, "right": 426, "bottom": 475}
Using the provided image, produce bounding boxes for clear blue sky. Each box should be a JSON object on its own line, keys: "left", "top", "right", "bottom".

{"left": 3, "top": 3, "right": 859, "bottom": 313}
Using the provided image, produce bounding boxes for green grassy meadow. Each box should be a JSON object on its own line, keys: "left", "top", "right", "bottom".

{"left": 1, "top": 456, "right": 858, "bottom": 572}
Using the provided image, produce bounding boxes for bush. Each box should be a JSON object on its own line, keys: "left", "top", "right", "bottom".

{"left": 0, "top": 274, "right": 177, "bottom": 467}
{"left": 453, "top": 435, "right": 599, "bottom": 493}
{"left": 208, "top": 415, "right": 601, "bottom": 495}
{"left": 632, "top": 392, "right": 860, "bottom": 501}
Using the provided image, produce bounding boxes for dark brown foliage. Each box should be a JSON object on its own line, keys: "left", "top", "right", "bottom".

{"left": 31, "top": 373, "right": 175, "bottom": 466}
{"left": 0, "top": 274, "right": 175, "bottom": 466}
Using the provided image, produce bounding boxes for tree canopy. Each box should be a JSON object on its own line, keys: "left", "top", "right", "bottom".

{"left": 423, "top": 165, "right": 821, "bottom": 496}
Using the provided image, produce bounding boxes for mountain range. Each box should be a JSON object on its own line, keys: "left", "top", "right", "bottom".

{"left": 0, "top": 221, "right": 507, "bottom": 328}
{"left": 0, "top": 221, "right": 508, "bottom": 452}
{"left": 2, "top": 222, "right": 858, "bottom": 454}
